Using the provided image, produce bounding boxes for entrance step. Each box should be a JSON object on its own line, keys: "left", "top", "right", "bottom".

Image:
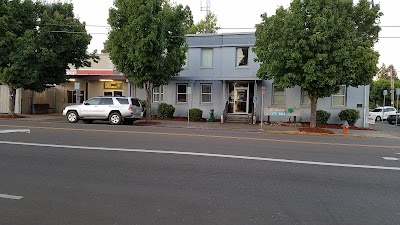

{"left": 226, "top": 114, "right": 251, "bottom": 123}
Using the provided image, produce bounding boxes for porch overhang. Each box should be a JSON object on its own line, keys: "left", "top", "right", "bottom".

{"left": 172, "top": 77, "right": 262, "bottom": 81}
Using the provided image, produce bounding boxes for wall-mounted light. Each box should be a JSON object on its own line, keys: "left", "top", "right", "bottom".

{"left": 68, "top": 78, "right": 76, "bottom": 82}
{"left": 99, "top": 79, "right": 114, "bottom": 82}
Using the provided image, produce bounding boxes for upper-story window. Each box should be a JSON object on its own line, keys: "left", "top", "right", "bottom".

{"left": 201, "top": 48, "right": 213, "bottom": 68}
{"left": 183, "top": 51, "right": 189, "bottom": 68}
{"left": 301, "top": 90, "right": 311, "bottom": 105}
{"left": 332, "top": 85, "right": 346, "bottom": 106}
{"left": 236, "top": 47, "right": 249, "bottom": 67}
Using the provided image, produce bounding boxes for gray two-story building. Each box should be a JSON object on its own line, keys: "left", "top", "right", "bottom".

{"left": 133, "top": 32, "right": 369, "bottom": 127}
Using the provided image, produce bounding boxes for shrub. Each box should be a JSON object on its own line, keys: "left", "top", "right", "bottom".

{"left": 338, "top": 109, "right": 360, "bottom": 126}
{"left": 189, "top": 108, "right": 203, "bottom": 121}
{"left": 157, "top": 103, "right": 175, "bottom": 119}
{"left": 316, "top": 110, "right": 331, "bottom": 125}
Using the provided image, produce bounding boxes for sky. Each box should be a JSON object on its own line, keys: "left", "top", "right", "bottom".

{"left": 70, "top": 0, "right": 399, "bottom": 70}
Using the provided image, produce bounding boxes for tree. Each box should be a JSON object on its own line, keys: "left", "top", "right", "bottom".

{"left": 107, "top": 0, "right": 188, "bottom": 122}
{"left": 376, "top": 63, "right": 398, "bottom": 80}
{"left": 0, "top": 0, "right": 96, "bottom": 114}
{"left": 188, "top": 12, "right": 219, "bottom": 34}
{"left": 253, "top": 0, "right": 382, "bottom": 127}
{"left": 370, "top": 78, "right": 400, "bottom": 107}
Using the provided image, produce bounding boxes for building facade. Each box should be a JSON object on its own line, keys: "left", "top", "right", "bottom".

{"left": 55, "top": 33, "right": 369, "bottom": 127}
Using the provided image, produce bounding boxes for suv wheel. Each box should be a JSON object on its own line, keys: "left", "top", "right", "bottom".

{"left": 67, "top": 111, "right": 79, "bottom": 123}
{"left": 376, "top": 116, "right": 382, "bottom": 121}
{"left": 109, "top": 112, "right": 122, "bottom": 125}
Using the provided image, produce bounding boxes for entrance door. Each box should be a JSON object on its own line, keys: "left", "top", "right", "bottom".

{"left": 234, "top": 87, "right": 249, "bottom": 114}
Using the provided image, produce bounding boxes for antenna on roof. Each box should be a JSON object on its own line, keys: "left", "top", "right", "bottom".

{"left": 200, "top": 0, "right": 210, "bottom": 13}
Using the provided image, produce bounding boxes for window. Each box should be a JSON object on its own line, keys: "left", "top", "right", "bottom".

{"left": 85, "top": 98, "right": 101, "bottom": 105}
{"left": 236, "top": 47, "right": 249, "bottom": 66}
{"left": 104, "top": 92, "right": 113, "bottom": 97}
{"left": 332, "top": 85, "right": 346, "bottom": 106}
{"left": 116, "top": 98, "right": 129, "bottom": 105}
{"left": 301, "top": 90, "right": 311, "bottom": 105}
{"left": 131, "top": 98, "right": 141, "bottom": 107}
{"left": 177, "top": 84, "right": 187, "bottom": 103}
{"left": 67, "top": 90, "right": 85, "bottom": 104}
{"left": 99, "top": 98, "right": 114, "bottom": 105}
{"left": 153, "top": 85, "right": 164, "bottom": 103}
{"left": 183, "top": 51, "right": 189, "bottom": 68}
{"left": 201, "top": 48, "right": 213, "bottom": 68}
{"left": 201, "top": 84, "right": 212, "bottom": 103}
{"left": 272, "top": 85, "right": 285, "bottom": 105}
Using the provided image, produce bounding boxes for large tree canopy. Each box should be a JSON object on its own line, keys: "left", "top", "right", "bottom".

{"left": 107, "top": 0, "right": 189, "bottom": 121}
{"left": 253, "top": 0, "right": 382, "bottom": 127}
{"left": 0, "top": 0, "right": 96, "bottom": 114}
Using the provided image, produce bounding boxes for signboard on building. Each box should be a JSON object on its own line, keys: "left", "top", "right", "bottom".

{"left": 264, "top": 107, "right": 301, "bottom": 116}
{"left": 104, "top": 81, "right": 122, "bottom": 89}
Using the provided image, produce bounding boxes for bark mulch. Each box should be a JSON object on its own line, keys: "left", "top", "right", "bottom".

{"left": 0, "top": 114, "right": 25, "bottom": 119}
{"left": 298, "top": 127, "right": 335, "bottom": 134}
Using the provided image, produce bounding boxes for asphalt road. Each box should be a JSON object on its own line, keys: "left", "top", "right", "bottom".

{"left": 1, "top": 120, "right": 400, "bottom": 225}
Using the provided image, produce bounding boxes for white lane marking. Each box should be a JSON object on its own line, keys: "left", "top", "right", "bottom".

{"left": 0, "top": 129, "right": 30, "bottom": 134}
{"left": 1, "top": 140, "right": 400, "bottom": 171}
{"left": 383, "top": 157, "right": 400, "bottom": 161}
{"left": 0, "top": 194, "right": 23, "bottom": 200}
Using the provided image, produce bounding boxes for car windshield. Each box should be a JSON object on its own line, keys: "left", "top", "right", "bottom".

{"left": 372, "top": 108, "right": 382, "bottom": 112}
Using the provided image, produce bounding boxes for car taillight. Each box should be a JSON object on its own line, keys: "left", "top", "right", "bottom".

{"left": 128, "top": 104, "right": 133, "bottom": 111}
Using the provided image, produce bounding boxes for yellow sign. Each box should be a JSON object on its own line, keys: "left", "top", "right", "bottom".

{"left": 104, "top": 81, "right": 122, "bottom": 89}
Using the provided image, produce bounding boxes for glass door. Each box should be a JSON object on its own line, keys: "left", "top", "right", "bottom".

{"left": 234, "top": 87, "right": 249, "bottom": 114}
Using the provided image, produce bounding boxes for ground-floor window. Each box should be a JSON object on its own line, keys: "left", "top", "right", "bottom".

{"left": 177, "top": 84, "right": 187, "bottom": 103}
{"left": 153, "top": 85, "right": 164, "bottom": 103}
{"left": 201, "top": 84, "right": 212, "bottom": 103}
{"left": 272, "top": 84, "right": 285, "bottom": 105}
{"left": 104, "top": 91, "right": 122, "bottom": 97}
{"left": 67, "top": 90, "right": 85, "bottom": 104}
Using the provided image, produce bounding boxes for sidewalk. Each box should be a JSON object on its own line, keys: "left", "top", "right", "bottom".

{"left": 7, "top": 113, "right": 394, "bottom": 139}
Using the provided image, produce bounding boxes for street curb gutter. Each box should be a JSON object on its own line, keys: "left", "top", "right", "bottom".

{"left": 261, "top": 130, "right": 393, "bottom": 139}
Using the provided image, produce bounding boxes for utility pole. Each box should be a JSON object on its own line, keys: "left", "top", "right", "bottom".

{"left": 390, "top": 68, "right": 395, "bottom": 106}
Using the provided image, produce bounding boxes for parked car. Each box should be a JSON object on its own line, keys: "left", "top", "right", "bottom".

{"left": 368, "top": 106, "right": 397, "bottom": 121}
{"left": 387, "top": 113, "right": 400, "bottom": 125}
{"left": 62, "top": 97, "right": 143, "bottom": 125}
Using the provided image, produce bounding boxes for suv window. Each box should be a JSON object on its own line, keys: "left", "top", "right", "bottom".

{"left": 372, "top": 108, "right": 382, "bottom": 112}
{"left": 116, "top": 98, "right": 129, "bottom": 105}
{"left": 85, "top": 98, "right": 101, "bottom": 105}
{"left": 131, "top": 98, "right": 141, "bottom": 107}
{"left": 99, "top": 98, "right": 114, "bottom": 105}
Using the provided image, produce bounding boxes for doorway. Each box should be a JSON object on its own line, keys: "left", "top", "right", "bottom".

{"left": 228, "top": 82, "right": 250, "bottom": 114}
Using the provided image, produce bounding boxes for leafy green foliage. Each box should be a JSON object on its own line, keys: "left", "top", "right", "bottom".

{"left": 157, "top": 103, "right": 175, "bottom": 119}
{"left": 338, "top": 109, "right": 360, "bottom": 126}
{"left": 189, "top": 108, "right": 203, "bottom": 121}
{"left": 316, "top": 110, "right": 331, "bottom": 125}
{"left": 107, "top": 0, "right": 189, "bottom": 121}
{"left": 0, "top": 0, "right": 96, "bottom": 114}
{"left": 369, "top": 79, "right": 400, "bottom": 107}
{"left": 253, "top": 0, "right": 382, "bottom": 127}
{"left": 188, "top": 12, "right": 218, "bottom": 34}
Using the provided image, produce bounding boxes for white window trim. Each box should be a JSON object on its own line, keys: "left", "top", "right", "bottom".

{"left": 332, "top": 85, "right": 346, "bottom": 106}
{"left": 201, "top": 48, "right": 213, "bottom": 68}
{"left": 201, "top": 84, "right": 212, "bottom": 104}
{"left": 153, "top": 85, "right": 164, "bottom": 103}
{"left": 177, "top": 84, "right": 188, "bottom": 103}
{"left": 272, "top": 85, "right": 286, "bottom": 105}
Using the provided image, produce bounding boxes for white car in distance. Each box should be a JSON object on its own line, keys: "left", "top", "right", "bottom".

{"left": 368, "top": 106, "right": 397, "bottom": 121}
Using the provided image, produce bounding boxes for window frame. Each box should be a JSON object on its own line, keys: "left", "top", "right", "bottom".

{"left": 331, "top": 85, "right": 346, "bottom": 107}
{"left": 301, "top": 89, "right": 311, "bottom": 106}
{"left": 67, "top": 90, "right": 85, "bottom": 104}
{"left": 201, "top": 84, "right": 212, "bottom": 104}
{"left": 272, "top": 84, "right": 286, "bottom": 106}
{"left": 153, "top": 85, "right": 164, "bottom": 103}
{"left": 201, "top": 48, "right": 213, "bottom": 68}
{"left": 177, "top": 83, "right": 188, "bottom": 103}
{"left": 236, "top": 47, "right": 249, "bottom": 67}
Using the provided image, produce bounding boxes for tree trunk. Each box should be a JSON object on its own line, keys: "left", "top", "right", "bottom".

{"left": 145, "top": 82, "right": 153, "bottom": 122}
{"left": 310, "top": 95, "right": 317, "bottom": 128}
{"left": 8, "top": 86, "right": 16, "bottom": 116}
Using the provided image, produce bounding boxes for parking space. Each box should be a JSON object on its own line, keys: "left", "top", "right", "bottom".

{"left": 369, "top": 122, "right": 400, "bottom": 138}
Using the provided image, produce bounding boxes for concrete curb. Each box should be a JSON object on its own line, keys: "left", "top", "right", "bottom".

{"left": 261, "top": 129, "right": 391, "bottom": 139}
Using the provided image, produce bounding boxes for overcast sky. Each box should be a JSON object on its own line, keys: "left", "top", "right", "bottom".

{"left": 71, "top": 0, "right": 399, "bottom": 70}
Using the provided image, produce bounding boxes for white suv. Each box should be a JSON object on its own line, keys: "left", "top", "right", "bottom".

{"left": 368, "top": 106, "right": 397, "bottom": 121}
{"left": 62, "top": 97, "right": 143, "bottom": 125}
